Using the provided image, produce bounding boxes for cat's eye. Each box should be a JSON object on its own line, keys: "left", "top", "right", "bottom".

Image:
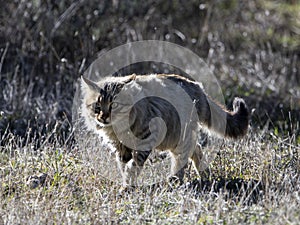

{"left": 110, "top": 102, "right": 119, "bottom": 109}
{"left": 92, "top": 102, "right": 101, "bottom": 113}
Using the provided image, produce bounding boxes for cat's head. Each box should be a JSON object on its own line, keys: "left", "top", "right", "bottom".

{"left": 81, "top": 75, "right": 136, "bottom": 128}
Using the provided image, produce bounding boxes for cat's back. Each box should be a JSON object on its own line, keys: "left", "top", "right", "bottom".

{"left": 133, "top": 74, "right": 192, "bottom": 85}
{"left": 130, "top": 74, "right": 203, "bottom": 101}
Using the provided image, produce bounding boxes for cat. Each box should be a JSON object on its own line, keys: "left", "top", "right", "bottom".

{"left": 81, "top": 74, "right": 249, "bottom": 188}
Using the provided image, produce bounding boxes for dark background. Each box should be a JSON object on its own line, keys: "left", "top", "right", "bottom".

{"left": 0, "top": 0, "right": 299, "bottom": 144}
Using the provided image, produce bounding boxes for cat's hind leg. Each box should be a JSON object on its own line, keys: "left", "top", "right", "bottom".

{"left": 169, "top": 150, "right": 190, "bottom": 184}
{"left": 190, "top": 144, "right": 204, "bottom": 176}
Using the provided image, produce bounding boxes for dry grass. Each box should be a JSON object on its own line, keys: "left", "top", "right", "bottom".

{"left": 1, "top": 0, "right": 300, "bottom": 224}
{"left": 1, "top": 127, "right": 299, "bottom": 224}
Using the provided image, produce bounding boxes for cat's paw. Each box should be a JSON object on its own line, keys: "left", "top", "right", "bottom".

{"left": 26, "top": 173, "right": 48, "bottom": 189}
{"left": 167, "top": 175, "right": 184, "bottom": 187}
{"left": 117, "top": 186, "right": 135, "bottom": 198}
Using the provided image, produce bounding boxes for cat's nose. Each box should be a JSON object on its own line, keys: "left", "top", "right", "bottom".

{"left": 102, "top": 113, "right": 110, "bottom": 124}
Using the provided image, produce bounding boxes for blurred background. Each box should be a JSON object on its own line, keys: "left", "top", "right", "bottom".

{"left": 0, "top": 0, "right": 299, "bottom": 144}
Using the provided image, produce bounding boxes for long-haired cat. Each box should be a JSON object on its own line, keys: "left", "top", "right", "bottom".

{"left": 81, "top": 74, "right": 249, "bottom": 187}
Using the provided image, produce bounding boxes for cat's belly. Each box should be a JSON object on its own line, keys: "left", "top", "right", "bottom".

{"left": 102, "top": 125, "right": 179, "bottom": 152}
{"left": 156, "top": 134, "right": 179, "bottom": 151}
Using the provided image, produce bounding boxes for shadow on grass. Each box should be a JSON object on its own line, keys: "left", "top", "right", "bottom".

{"left": 144, "top": 177, "right": 264, "bottom": 205}
{"left": 187, "top": 177, "right": 264, "bottom": 204}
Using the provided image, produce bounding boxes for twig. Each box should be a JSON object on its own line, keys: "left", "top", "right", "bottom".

{"left": 51, "top": 0, "right": 87, "bottom": 37}
{"left": 0, "top": 42, "right": 9, "bottom": 80}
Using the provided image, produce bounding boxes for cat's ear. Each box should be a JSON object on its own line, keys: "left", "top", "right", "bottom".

{"left": 115, "top": 74, "right": 137, "bottom": 91}
{"left": 81, "top": 76, "right": 101, "bottom": 93}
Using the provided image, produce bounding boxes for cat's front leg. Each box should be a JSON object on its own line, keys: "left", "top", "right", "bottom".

{"left": 122, "top": 159, "right": 142, "bottom": 186}
{"left": 117, "top": 144, "right": 151, "bottom": 187}
{"left": 123, "top": 150, "right": 151, "bottom": 186}
{"left": 116, "top": 144, "right": 132, "bottom": 187}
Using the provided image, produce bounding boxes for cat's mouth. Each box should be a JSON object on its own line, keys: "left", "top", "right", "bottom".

{"left": 95, "top": 119, "right": 112, "bottom": 128}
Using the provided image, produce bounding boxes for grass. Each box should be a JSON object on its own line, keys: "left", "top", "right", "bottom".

{"left": 1, "top": 125, "right": 299, "bottom": 224}
{"left": 1, "top": 0, "right": 300, "bottom": 224}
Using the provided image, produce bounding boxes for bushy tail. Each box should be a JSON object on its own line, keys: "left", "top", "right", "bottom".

{"left": 224, "top": 97, "right": 249, "bottom": 138}
{"left": 164, "top": 75, "right": 249, "bottom": 138}
{"left": 200, "top": 97, "right": 249, "bottom": 139}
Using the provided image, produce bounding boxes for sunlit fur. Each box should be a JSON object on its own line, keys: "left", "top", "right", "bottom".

{"left": 81, "top": 74, "right": 249, "bottom": 187}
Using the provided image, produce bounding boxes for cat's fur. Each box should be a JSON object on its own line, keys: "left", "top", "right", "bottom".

{"left": 81, "top": 74, "right": 249, "bottom": 187}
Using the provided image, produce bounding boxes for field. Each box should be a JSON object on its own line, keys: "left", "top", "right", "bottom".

{"left": 0, "top": 1, "right": 299, "bottom": 224}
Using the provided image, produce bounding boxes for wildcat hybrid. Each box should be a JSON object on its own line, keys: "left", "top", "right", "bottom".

{"left": 81, "top": 74, "right": 249, "bottom": 187}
